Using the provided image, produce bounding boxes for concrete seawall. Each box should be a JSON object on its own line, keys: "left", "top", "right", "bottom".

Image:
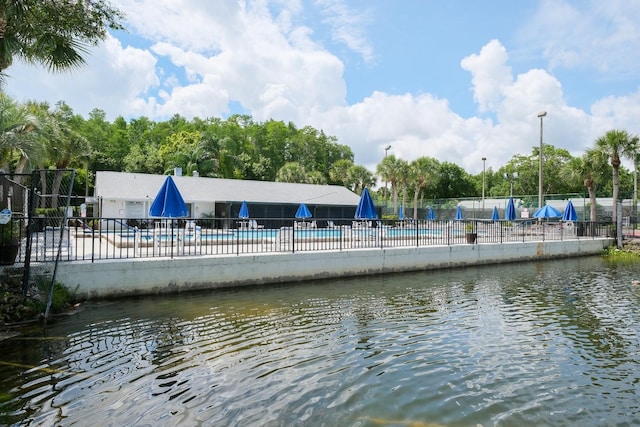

{"left": 42, "top": 238, "right": 613, "bottom": 299}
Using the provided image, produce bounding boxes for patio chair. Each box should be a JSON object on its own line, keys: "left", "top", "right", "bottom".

{"left": 352, "top": 220, "right": 371, "bottom": 229}
{"left": 249, "top": 219, "right": 264, "bottom": 229}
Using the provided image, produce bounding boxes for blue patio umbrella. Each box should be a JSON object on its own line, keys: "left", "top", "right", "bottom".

{"left": 426, "top": 206, "right": 436, "bottom": 220}
{"left": 533, "top": 204, "right": 562, "bottom": 219}
{"left": 295, "top": 203, "right": 312, "bottom": 219}
{"left": 505, "top": 197, "right": 517, "bottom": 221}
{"left": 238, "top": 201, "right": 250, "bottom": 219}
{"left": 491, "top": 206, "right": 500, "bottom": 221}
{"left": 562, "top": 200, "right": 578, "bottom": 221}
{"left": 149, "top": 175, "right": 188, "bottom": 218}
{"left": 455, "top": 205, "right": 463, "bottom": 220}
{"left": 354, "top": 188, "right": 378, "bottom": 220}
{"left": 398, "top": 206, "right": 404, "bottom": 220}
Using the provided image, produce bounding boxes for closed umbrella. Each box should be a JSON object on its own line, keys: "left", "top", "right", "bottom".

{"left": 355, "top": 188, "right": 378, "bottom": 220}
{"left": 491, "top": 206, "right": 499, "bottom": 221}
{"left": 238, "top": 201, "right": 250, "bottom": 219}
{"left": 562, "top": 200, "right": 577, "bottom": 221}
{"left": 149, "top": 176, "right": 188, "bottom": 218}
{"left": 148, "top": 175, "right": 188, "bottom": 259}
{"left": 398, "top": 206, "right": 404, "bottom": 220}
{"left": 455, "top": 205, "right": 463, "bottom": 220}
{"left": 505, "top": 197, "right": 516, "bottom": 221}
{"left": 426, "top": 207, "right": 436, "bottom": 220}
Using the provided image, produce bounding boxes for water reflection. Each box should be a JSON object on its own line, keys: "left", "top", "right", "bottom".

{"left": 1, "top": 257, "right": 639, "bottom": 426}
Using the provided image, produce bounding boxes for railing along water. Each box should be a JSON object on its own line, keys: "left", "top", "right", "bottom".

{"left": 12, "top": 217, "right": 614, "bottom": 264}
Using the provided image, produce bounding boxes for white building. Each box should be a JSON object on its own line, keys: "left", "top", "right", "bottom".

{"left": 93, "top": 171, "right": 362, "bottom": 223}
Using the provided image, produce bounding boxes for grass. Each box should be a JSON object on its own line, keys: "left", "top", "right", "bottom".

{"left": 0, "top": 278, "right": 77, "bottom": 324}
{"left": 601, "top": 246, "right": 640, "bottom": 263}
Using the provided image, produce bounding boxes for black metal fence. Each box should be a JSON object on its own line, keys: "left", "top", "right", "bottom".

{"left": 1, "top": 216, "right": 615, "bottom": 265}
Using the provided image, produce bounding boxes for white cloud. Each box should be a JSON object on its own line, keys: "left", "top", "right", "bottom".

{"left": 520, "top": 0, "right": 640, "bottom": 77}
{"left": 315, "top": 0, "right": 375, "bottom": 63}
{"left": 6, "top": 0, "right": 640, "bottom": 178}
{"left": 460, "top": 40, "right": 511, "bottom": 113}
{"left": 8, "top": 36, "right": 158, "bottom": 118}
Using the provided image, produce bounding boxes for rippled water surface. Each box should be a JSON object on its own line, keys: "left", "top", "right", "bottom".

{"left": 1, "top": 257, "right": 640, "bottom": 426}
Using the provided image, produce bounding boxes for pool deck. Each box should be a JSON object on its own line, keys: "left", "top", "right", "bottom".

{"left": 52, "top": 222, "right": 597, "bottom": 260}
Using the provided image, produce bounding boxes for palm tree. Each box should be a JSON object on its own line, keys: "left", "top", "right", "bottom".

{"left": 0, "top": 94, "right": 41, "bottom": 173}
{"left": 595, "top": 129, "right": 638, "bottom": 224}
{"left": 409, "top": 157, "right": 439, "bottom": 219}
{"left": 276, "top": 162, "right": 307, "bottom": 183}
{"left": 376, "top": 155, "right": 407, "bottom": 214}
{"left": 626, "top": 135, "right": 640, "bottom": 218}
{"left": 346, "top": 165, "right": 375, "bottom": 194}
{"left": 561, "top": 149, "right": 609, "bottom": 221}
{"left": 397, "top": 160, "right": 410, "bottom": 216}
{"left": 0, "top": 0, "right": 124, "bottom": 83}
{"left": 328, "top": 159, "right": 353, "bottom": 187}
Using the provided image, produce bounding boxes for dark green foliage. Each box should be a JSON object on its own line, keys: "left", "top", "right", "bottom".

{"left": 0, "top": 276, "right": 76, "bottom": 324}
{"left": 0, "top": 0, "right": 125, "bottom": 79}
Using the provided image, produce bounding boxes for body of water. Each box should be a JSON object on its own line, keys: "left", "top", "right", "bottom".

{"left": 1, "top": 256, "right": 639, "bottom": 426}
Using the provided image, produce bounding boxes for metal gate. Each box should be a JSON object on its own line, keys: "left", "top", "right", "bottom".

{"left": 0, "top": 170, "right": 76, "bottom": 306}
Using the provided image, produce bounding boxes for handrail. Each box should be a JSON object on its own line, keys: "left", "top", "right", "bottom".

{"left": 6, "top": 217, "right": 615, "bottom": 265}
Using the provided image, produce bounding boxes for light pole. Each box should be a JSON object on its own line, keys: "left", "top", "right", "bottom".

{"left": 481, "top": 157, "right": 486, "bottom": 214}
{"left": 384, "top": 145, "right": 391, "bottom": 205}
{"left": 537, "top": 111, "right": 547, "bottom": 209}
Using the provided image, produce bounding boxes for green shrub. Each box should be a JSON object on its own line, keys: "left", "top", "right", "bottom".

{"left": 35, "top": 280, "right": 76, "bottom": 313}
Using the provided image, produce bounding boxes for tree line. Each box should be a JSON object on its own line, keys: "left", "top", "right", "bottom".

{"left": 1, "top": 92, "right": 639, "bottom": 221}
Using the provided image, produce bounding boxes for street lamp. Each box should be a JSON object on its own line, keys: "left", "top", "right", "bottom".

{"left": 384, "top": 145, "right": 391, "bottom": 205}
{"left": 537, "top": 111, "right": 547, "bottom": 209}
{"left": 481, "top": 157, "right": 486, "bottom": 214}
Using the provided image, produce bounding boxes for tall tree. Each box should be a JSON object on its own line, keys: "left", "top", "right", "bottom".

{"left": 46, "top": 102, "right": 89, "bottom": 208}
{"left": 276, "top": 162, "right": 307, "bottom": 183}
{"left": 346, "top": 165, "right": 375, "bottom": 194}
{"left": 0, "top": 93, "right": 41, "bottom": 173}
{"left": 504, "top": 144, "right": 574, "bottom": 201}
{"left": 595, "top": 129, "right": 638, "bottom": 224}
{"left": 626, "top": 135, "right": 640, "bottom": 217}
{"left": 377, "top": 155, "right": 406, "bottom": 214}
{"left": 561, "top": 149, "right": 609, "bottom": 221}
{"left": 409, "top": 157, "right": 439, "bottom": 219}
{"left": 328, "top": 159, "right": 354, "bottom": 187}
{"left": 0, "top": 0, "right": 124, "bottom": 83}
{"left": 397, "top": 161, "right": 411, "bottom": 215}
{"left": 434, "top": 162, "right": 475, "bottom": 199}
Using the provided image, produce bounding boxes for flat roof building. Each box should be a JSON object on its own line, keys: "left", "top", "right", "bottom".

{"left": 94, "top": 171, "right": 363, "bottom": 227}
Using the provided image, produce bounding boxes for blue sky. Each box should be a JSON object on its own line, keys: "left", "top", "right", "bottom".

{"left": 8, "top": 0, "right": 640, "bottom": 174}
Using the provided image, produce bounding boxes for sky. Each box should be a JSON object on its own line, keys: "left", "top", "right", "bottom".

{"left": 7, "top": 0, "right": 640, "bottom": 175}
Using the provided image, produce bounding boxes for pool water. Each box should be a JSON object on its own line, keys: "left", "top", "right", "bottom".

{"left": 385, "top": 227, "right": 443, "bottom": 237}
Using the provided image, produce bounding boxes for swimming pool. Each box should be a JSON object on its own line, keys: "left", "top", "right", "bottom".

{"left": 116, "top": 228, "right": 347, "bottom": 244}
{"left": 385, "top": 228, "right": 443, "bottom": 238}
{"left": 166, "top": 228, "right": 350, "bottom": 242}
{"left": 96, "top": 226, "right": 460, "bottom": 248}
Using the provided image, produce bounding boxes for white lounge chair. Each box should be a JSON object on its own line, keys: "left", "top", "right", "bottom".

{"left": 352, "top": 220, "right": 371, "bottom": 229}
{"left": 248, "top": 219, "right": 264, "bottom": 229}
{"left": 295, "top": 220, "right": 315, "bottom": 229}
